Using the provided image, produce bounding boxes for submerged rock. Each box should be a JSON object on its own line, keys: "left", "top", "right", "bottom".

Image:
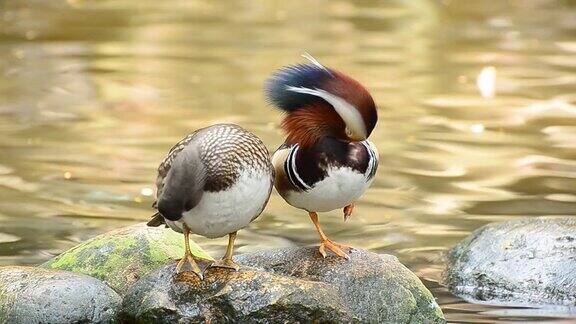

{"left": 121, "top": 247, "right": 445, "bottom": 323}
{"left": 0, "top": 266, "right": 121, "bottom": 324}
{"left": 445, "top": 216, "right": 576, "bottom": 308}
{"left": 42, "top": 222, "right": 212, "bottom": 294}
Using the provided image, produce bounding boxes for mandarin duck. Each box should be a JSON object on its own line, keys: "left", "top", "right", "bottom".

{"left": 268, "top": 55, "right": 379, "bottom": 259}
{"left": 147, "top": 123, "right": 274, "bottom": 279}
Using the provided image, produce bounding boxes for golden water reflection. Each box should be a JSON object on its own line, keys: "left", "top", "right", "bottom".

{"left": 0, "top": 0, "right": 575, "bottom": 321}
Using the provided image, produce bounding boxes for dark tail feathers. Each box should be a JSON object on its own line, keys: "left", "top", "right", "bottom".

{"left": 147, "top": 212, "right": 165, "bottom": 227}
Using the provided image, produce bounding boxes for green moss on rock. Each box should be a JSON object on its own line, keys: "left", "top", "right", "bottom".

{"left": 42, "top": 223, "right": 212, "bottom": 294}
{"left": 121, "top": 247, "right": 445, "bottom": 323}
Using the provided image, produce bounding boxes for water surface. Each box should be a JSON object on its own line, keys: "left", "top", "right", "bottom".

{"left": 1, "top": 0, "right": 575, "bottom": 321}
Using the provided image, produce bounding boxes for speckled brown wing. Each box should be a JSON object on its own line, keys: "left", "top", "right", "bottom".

{"left": 193, "top": 124, "right": 274, "bottom": 222}
{"left": 192, "top": 124, "right": 270, "bottom": 193}
{"left": 149, "top": 124, "right": 275, "bottom": 226}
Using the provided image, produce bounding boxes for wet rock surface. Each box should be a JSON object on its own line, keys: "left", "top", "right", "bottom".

{"left": 121, "top": 247, "right": 445, "bottom": 323}
{"left": 42, "top": 222, "right": 212, "bottom": 294}
{"left": 445, "top": 216, "right": 576, "bottom": 308}
{"left": 0, "top": 266, "right": 121, "bottom": 324}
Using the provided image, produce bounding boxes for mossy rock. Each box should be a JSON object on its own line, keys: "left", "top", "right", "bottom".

{"left": 121, "top": 247, "right": 445, "bottom": 323}
{"left": 41, "top": 222, "right": 212, "bottom": 294}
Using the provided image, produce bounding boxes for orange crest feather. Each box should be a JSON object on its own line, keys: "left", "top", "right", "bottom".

{"left": 281, "top": 103, "right": 345, "bottom": 147}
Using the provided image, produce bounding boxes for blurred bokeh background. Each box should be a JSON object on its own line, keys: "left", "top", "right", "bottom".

{"left": 1, "top": 0, "right": 575, "bottom": 321}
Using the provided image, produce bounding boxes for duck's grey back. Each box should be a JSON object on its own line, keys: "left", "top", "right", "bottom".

{"left": 156, "top": 124, "right": 272, "bottom": 204}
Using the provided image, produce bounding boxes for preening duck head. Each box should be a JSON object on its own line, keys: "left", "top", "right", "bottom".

{"left": 266, "top": 54, "right": 377, "bottom": 147}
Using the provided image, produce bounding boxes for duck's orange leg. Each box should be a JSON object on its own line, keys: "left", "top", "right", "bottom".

{"left": 208, "top": 232, "right": 240, "bottom": 271}
{"left": 176, "top": 224, "right": 204, "bottom": 279}
{"left": 309, "top": 212, "right": 353, "bottom": 260}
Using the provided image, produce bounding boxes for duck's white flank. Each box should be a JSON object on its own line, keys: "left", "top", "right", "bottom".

{"left": 167, "top": 168, "right": 271, "bottom": 238}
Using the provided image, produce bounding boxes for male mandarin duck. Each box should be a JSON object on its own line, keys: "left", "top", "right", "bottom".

{"left": 147, "top": 124, "right": 274, "bottom": 279}
{"left": 267, "top": 55, "right": 379, "bottom": 259}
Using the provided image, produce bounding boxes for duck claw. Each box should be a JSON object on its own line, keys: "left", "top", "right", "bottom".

{"left": 319, "top": 239, "right": 353, "bottom": 260}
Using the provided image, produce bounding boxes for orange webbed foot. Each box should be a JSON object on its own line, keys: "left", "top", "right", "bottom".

{"left": 208, "top": 258, "right": 240, "bottom": 271}
{"left": 175, "top": 253, "right": 204, "bottom": 280}
{"left": 318, "top": 239, "right": 354, "bottom": 260}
